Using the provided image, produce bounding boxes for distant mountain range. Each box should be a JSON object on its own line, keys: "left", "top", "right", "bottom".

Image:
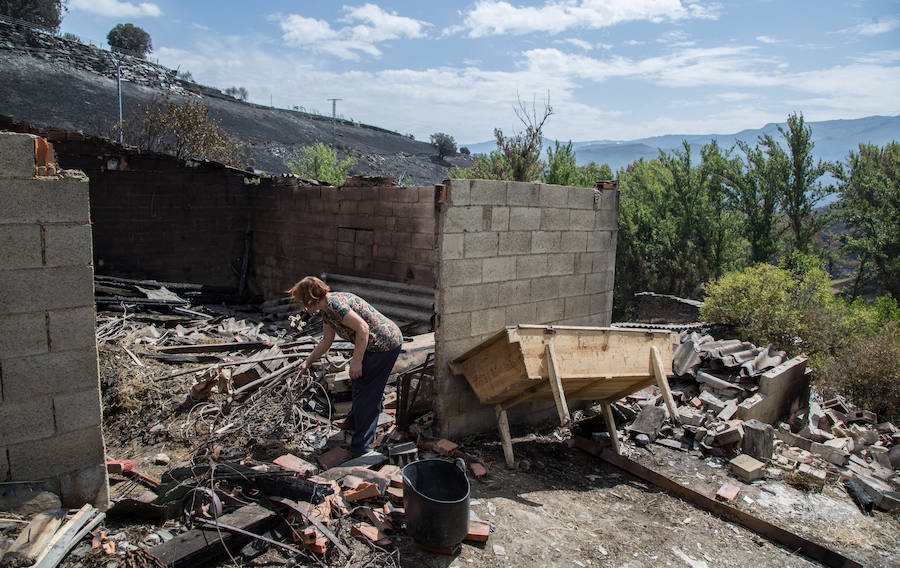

{"left": 463, "top": 115, "right": 900, "bottom": 172}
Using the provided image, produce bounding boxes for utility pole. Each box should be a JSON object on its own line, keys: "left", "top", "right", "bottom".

{"left": 327, "top": 98, "right": 342, "bottom": 139}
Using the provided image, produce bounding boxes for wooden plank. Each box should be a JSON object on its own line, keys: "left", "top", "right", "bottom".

{"left": 33, "top": 512, "right": 104, "bottom": 568}
{"left": 155, "top": 341, "right": 270, "bottom": 354}
{"left": 600, "top": 401, "right": 621, "bottom": 455}
{"left": 32, "top": 505, "right": 97, "bottom": 568}
{"left": 495, "top": 405, "right": 515, "bottom": 467}
{"left": 148, "top": 503, "right": 281, "bottom": 568}
{"left": 268, "top": 497, "right": 350, "bottom": 557}
{"left": 651, "top": 346, "right": 680, "bottom": 422}
{"left": 576, "top": 441, "right": 863, "bottom": 568}
{"left": 545, "top": 344, "right": 571, "bottom": 426}
{"left": 1, "top": 509, "right": 65, "bottom": 567}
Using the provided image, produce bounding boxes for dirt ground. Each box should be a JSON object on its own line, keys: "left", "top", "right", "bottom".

{"left": 81, "top": 339, "right": 900, "bottom": 568}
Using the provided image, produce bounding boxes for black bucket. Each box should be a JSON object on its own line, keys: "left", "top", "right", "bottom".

{"left": 402, "top": 458, "right": 470, "bottom": 549}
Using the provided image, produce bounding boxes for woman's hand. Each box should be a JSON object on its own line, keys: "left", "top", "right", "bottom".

{"left": 349, "top": 357, "right": 362, "bottom": 379}
{"left": 299, "top": 360, "right": 309, "bottom": 376}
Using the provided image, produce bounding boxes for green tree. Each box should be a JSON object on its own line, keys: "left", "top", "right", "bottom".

{"left": 0, "top": 0, "right": 67, "bottom": 32}
{"left": 543, "top": 140, "right": 579, "bottom": 186}
{"left": 775, "top": 112, "right": 833, "bottom": 252}
{"left": 107, "top": 23, "right": 152, "bottom": 57}
{"left": 285, "top": 142, "right": 356, "bottom": 186}
{"left": 725, "top": 137, "right": 787, "bottom": 263}
{"left": 576, "top": 161, "right": 613, "bottom": 187}
{"left": 430, "top": 132, "right": 457, "bottom": 158}
{"left": 835, "top": 142, "right": 900, "bottom": 298}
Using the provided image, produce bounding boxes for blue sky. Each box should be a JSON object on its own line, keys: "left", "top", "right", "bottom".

{"left": 60, "top": 1, "right": 900, "bottom": 144}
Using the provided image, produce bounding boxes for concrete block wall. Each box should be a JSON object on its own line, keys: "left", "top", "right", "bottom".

{"left": 250, "top": 181, "right": 435, "bottom": 297}
{"left": 0, "top": 132, "right": 108, "bottom": 507}
{"left": 434, "top": 179, "right": 619, "bottom": 438}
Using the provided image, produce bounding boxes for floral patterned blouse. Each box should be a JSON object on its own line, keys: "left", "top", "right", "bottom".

{"left": 321, "top": 292, "right": 402, "bottom": 352}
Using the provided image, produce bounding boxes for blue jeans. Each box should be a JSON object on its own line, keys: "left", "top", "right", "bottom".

{"left": 347, "top": 346, "right": 401, "bottom": 453}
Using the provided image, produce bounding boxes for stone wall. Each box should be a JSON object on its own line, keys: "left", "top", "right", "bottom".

{"left": 0, "top": 133, "right": 108, "bottom": 507}
{"left": 433, "top": 179, "right": 619, "bottom": 438}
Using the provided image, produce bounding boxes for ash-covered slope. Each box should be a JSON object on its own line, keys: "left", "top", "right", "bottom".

{"left": 0, "top": 26, "right": 466, "bottom": 185}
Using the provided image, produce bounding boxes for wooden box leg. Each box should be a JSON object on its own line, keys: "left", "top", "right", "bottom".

{"left": 651, "top": 346, "right": 680, "bottom": 423}
{"left": 545, "top": 344, "right": 571, "bottom": 426}
{"left": 495, "top": 405, "right": 515, "bottom": 467}
{"left": 600, "top": 400, "right": 621, "bottom": 455}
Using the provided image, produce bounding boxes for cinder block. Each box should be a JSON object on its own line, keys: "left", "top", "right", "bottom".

{"left": 0, "top": 225, "right": 43, "bottom": 269}
{"left": 565, "top": 295, "right": 591, "bottom": 319}
{"left": 0, "top": 397, "right": 55, "bottom": 445}
{"left": 559, "top": 231, "right": 588, "bottom": 253}
{"left": 438, "top": 233, "right": 465, "bottom": 260}
{"left": 438, "top": 258, "right": 483, "bottom": 287}
{"left": 482, "top": 256, "right": 517, "bottom": 283}
{"left": 441, "top": 205, "right": 485, "bottom": 233}
{"left": 531, "top": 231, "right": 562, "bottom": 254}
{"left": 559, "top": 274, "right": 586, "bottom": 297}
{"left": 516, "top": 254, "right": 548, "bottom": 279}
{"left": 0, "top": 444, "right": 8, "bottom": 477}
{"left": 499, "top": 281, "right": 531, "bottom": 305}
{"left": 438, "top": 312, "right": 472, "bottom": 341}
{"left": 8, "top": 427, "right": 105, "bottom": 480}
{"left": 0, "top": 266, "right": 94, "bottom": 315}
{"left": 593, "top": 189, "right": 618, "bottom": 210}
{"left": 0, "top": 176, "right": 90, "bottom": 224}
{"left": 470, "top": 306, "right": 505, "bottom": 335}
{"left": 447, "top": 179, "right": 471, "bottom": 206}
{"left": 567, "top": 187, "right": 597, "bottom": 209}
{"left": 53, "top": 389, "right": 102, "bottom": 434}
{"left": 541, "top": 208, "right": 571, "bottom": 231}
{"left": 574, "top": 252, "right": 593, "bottom": 274}
{"left": 1, "top": 348, "right": 99, "bottom": 401}
{"left": 539, "top": 184, "right": 568, "bottom": 208}
{"left": 443, "top": 283, "right": 499, "bottom": 314}
{"left": 730, "top": 454, "right": 765, "bottom": 483}
{"left": 490, "top": 207, "right": 510, "bottom": 231}
{"left": 586, "top": 271, "right": 612, "bottom": 294}
{"left": 506, "top": 182, "right": 540, "bottom": 206}
{"left": 0, "top": 312, "right": 48, "bottom": 357}
{"left": 505, "top": 302, "right": 536, "bottom": 323}
{"left": 587, "top": 230, "right": 616, "bottom": 253}
{"left": 594, "top": 208, "right": 618, "bottom": 231}
{"left": 470, "top": 180, "right": 507, "bottom": 205}
{"left": 0, "top": 132, "right": 36, "bottom": 179}
{"left": 590, "top": 293, "right": 611, "bottom": 315}
{"left": 547, "top": 253, "right": 574, "bottom": 276}
{"left": 499, "top": 231, "right": 532, "bottom": 255}
{"left": 508, "top": 207, "right": 541, "bottom": 231}
{"left": 534, "top": 298, "right": 565, "bottom": 323}
{"left": 58, "top": 464, "right": 109, "bottom": 509}
{"left": 568, "top": 209, "right": 595, "bottom": 230}
{"left": 43, "top": 224, "right": 93, "bottom": 267}
{"left": 464, "top": 232, "right": 499, "bottom": 258}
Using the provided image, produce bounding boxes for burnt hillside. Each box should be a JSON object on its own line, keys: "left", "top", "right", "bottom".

{"left": 0, "top": 22, "right": 468, "bottom": 184}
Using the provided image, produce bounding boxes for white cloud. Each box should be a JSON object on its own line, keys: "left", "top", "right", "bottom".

{"left": 755, "top": 35, "right": 779, "bottom": 44}
{"left": 69, "top": 0, "right": 162, "bottom": 18}
{"left": 554, "top": 38, "right": 594, "bottom": 50}
{"left": 657, "top": 30, "right": 695, "bottom": 47}
{"left": 277, "top": 4, "right": 430, "bottom": 60}
{"left": 842, "top": 17, "right": 899, "bottom": 36}
{"left": 625, "top": 39, "right": 646, "bottom": 46}
{"left": 459, "top": 0, "right": 719, "bottom": 38}
{"left": 853, "top": 50, "right": 900, "bottom": 64}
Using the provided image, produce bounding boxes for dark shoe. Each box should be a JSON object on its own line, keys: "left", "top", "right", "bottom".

{"left": 333, "top": 418, "right": 354, "bottom": 431}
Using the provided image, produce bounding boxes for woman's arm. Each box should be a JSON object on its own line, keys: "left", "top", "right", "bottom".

{"left": 341, "top": 310, "right": 370, "bottom": 379}
{"left": 300, "top": 324, "right": 335, "bottom": 375}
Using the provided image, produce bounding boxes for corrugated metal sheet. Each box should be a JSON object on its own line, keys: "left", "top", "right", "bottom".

{"left": 321, "top": 273, "right": 435, "bottom": 334}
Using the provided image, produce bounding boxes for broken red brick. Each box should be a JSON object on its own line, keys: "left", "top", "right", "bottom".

{"left": 435, "top": 439, "right": 459, "bottom": 454}
{"left": 352, "top": 522, "right": 391, "bottom": 547}
{"left": 469, "top": 461, "right": 488, "bottom": 477}
{"left": 106, "top": 459, "right": 134, "bottom": 474}
{"left": 386, "top": 486, "right": 404, "bottom": 504}
{"left": 317, "top": 447, "right": 353, "bottom": 469}
{"left": 715, "top": 483, "right": 741, "bottom": 502}
{"left": 344, "top": 482, "right": 380, "bottom": 503}
{"left": 465, "top": 520, "right": 491, "bottom": 543}
{"left": 274, "top": 454, "right": 318, "bottom": 477}
{"left": 342, "top": 475, "right": 364, "bottom": 490}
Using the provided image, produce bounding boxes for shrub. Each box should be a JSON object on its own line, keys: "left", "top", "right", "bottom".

{"left": 107, "top": 23, "right": 152, "bottom": 58}
{"left": 430, "top": 132, "right": 457, "bottom": 158}
{"left": 285, "top": 142, "right": 356, "bottom": 186}
{"left": 817, "top": 322, "right": 900, "bottom": 423}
